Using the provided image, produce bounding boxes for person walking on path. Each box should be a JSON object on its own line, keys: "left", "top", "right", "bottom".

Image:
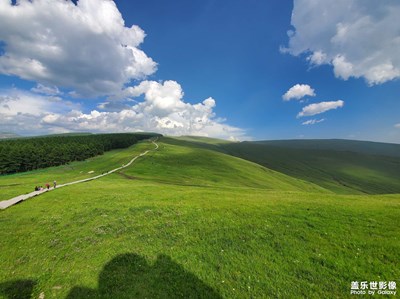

{"left": 46, "top": 183, "right": 50, "bottom": 190}
{"left": 53, "top": 181, "right": 57, "bottom": 188}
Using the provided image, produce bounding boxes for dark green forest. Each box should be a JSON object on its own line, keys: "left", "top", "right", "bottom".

{"left": 0, "top": 133, "right": 159, "bottom": 175}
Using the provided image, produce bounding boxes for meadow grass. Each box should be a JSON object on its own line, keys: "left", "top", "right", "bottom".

{"left": 0, "top": 137, "right": 399, "bottom": 298}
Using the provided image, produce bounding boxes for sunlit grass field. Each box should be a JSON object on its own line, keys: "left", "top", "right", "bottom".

{"left": 0, "top": 137, "right": 399, "bottom": 298}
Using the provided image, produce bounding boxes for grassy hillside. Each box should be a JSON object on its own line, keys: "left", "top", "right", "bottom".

{"left": 0, "top": 137, "right": 399, "bottom": 298}
{"left": 0, "top": 137, "right": 324, "bottom": 202}
{"left": 125, "top": 137, "right": 326, "bottom": 192}
{"left": 221, "top": 140, "right": 400, "bottom": 195}
{"left": 256, "top": 139, "right": 400, "bottom": 158}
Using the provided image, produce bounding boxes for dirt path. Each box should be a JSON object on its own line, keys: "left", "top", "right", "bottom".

{"left": 0, "top": 139, "right": 159, "bottom": 210}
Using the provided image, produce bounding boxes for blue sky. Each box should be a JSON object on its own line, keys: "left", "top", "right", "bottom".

{"left": 0, "top": 0, "right": 399, "bottom": 142}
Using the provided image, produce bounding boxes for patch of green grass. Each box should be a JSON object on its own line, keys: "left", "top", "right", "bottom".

{"left": 0, "top": 137, "right": 399, "bottom": 298}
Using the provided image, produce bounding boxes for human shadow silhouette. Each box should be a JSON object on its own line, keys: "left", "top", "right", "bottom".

{"left": 67, "top": 253, "right": 222, "bottom": 299}
{"left": 0, "top": 279, "right": 36, "bottom": 299}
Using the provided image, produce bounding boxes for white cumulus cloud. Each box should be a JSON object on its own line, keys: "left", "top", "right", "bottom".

{"left": 282, "top": 84, "right": 316, "bottom": 101}
{"left": 0, "top": 0, "right": 157, "bottom": 96}
{"left": 297, "top": 100, "right": 344, "bottom": 118}
{"left": 302, "top": 118, "right": 325, "bottom": 125}
{"left": 0, "top": 82, "right": 247, "bottom": 140}
{"left": 284, "top": 0, "right": 400, "bottom": 85}
{"left": 395, "top": 124, "right": 400, "bottom": 129}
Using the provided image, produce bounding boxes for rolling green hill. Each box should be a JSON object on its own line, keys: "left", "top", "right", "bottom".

{"left": 0, "top": 136, "right": 399, "bottom": 298}
{"left": 220, "top": 139, "right": 400, "bottom": 195}
{"left": 0, "top": 137, "right": 325, "bottom": 202}
{"left": 254, "top": 139, "right": 400, "bottom": 158}
{"left": 124, "top": 137, "right": 327, "bottom": 193}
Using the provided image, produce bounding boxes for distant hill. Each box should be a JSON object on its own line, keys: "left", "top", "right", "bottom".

{"left": 34, "top": 132, "right": 94, "bottom": 138}
{"left": 254, "top": 139, "right": 400, "bottom": 158}
{"left": 39, "top": 132, "right": 162, "bottom": 138}
{"left": 0, "top": 132, "right": 20, "bottom": 139}
{"left": 2, "top": 132, "right": 163, "bottom": 139}
{"left": 220, "top": 139, "right": 400, "bottom": 195}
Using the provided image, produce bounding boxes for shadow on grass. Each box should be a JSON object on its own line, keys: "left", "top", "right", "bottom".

{"left": 0, "top": 279, "right": 36, "bottom": 299}
{"left": 67, "top": 253, "right": 222, "bottom": 299}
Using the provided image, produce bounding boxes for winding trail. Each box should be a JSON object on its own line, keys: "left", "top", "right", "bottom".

{"left": 0, "top": 139, "right": 159, "bottom": 210}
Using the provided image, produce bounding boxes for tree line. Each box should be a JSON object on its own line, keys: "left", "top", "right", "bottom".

{"left": 0, "top": 133, "right": 159, "bottom": 175}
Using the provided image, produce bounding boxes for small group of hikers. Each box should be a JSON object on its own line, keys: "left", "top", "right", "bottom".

{"left": 34, "top": 181, "right": 56, "bottom": 191}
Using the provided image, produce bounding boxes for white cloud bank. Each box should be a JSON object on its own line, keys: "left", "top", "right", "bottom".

{"left": 0, "top": 88, "right": 80, "bottom": 135}
{"left": 283, "top": 0, "right": 400, "bottom": 85}
{"left": 395, "top": 124, "right": 400, "bottom": 129}
{"left": 0, "top": 82, "right": 247, "bottom": 140}
{"left": 297, "top": 100, "right": 344, "bottom": 117}
{"left": 42, "top": 81, "right": 246, "bottom": 140}
{"left": 282, "top": 84, "right": 315, "bottom": 101}
{"left": 0, "top": 0, "right": 157, "bottom": 97}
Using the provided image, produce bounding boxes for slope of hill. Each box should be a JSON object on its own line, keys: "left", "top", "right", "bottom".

{"left": 220, "top": 139, "right": 400, "bottom": 194}
{"left": 255, "top": 139, "right": 400, "bottom": 158}
{"left": 121, "top": 137, "right": 327, "bottom": 192}
{"left": 0, "top": 136, "right": 326, "bottom": 202}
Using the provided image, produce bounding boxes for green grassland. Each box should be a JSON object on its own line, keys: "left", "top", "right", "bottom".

{"left": 220, "top": 140, "right": 400, "bottom": 195}
{"left": 0, "top": 137, "right": 399, "bottom": 298}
